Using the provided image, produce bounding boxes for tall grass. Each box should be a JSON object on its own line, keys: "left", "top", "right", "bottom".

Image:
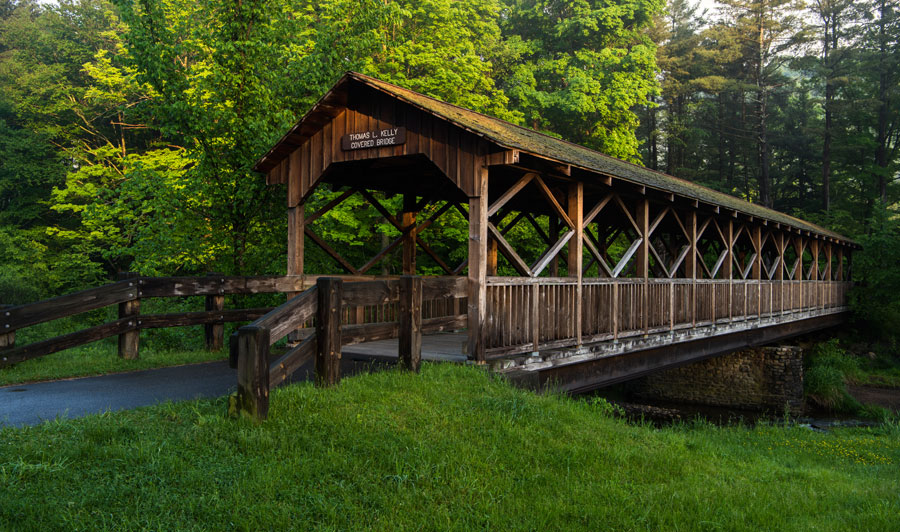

{"left": 1, "top": 364, "right": 898, "bottom": 531}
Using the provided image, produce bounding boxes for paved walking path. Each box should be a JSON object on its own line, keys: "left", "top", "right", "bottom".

{"left": 0, "top": 333, "right": 468, "bottom": 428}
{"left": 0, "top": 361, "right": 236, "bottom": 428}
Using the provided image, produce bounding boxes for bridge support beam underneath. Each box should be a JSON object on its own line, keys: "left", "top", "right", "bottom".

{"left": 504, "top": 312, "right": 847, "bottom": 395}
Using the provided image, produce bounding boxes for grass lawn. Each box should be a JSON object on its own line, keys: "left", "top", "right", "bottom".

{"left": 0, "top": 344, "right": 226, "bottom": 386}
{"left": 1, "top": 364, "right": 898, "bottom": 531}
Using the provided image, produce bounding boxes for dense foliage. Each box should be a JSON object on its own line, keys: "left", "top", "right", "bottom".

{"left": 0, "top": 0, "right": 898, "bottom": 342}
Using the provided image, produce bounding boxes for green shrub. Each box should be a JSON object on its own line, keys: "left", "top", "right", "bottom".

{"left": 805, "top": 340, "right": 864, "bottom": 414}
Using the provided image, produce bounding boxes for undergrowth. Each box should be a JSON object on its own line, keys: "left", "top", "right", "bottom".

{"left": 804, "top": 339, "right": 895, "bottom": 419}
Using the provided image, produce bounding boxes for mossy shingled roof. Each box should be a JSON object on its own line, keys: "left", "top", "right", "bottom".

{"left": 350, "top": 73, "right": 853, "bottom": 244}
{"left": 258, "top": 72, "right": 854, "bottom": 244}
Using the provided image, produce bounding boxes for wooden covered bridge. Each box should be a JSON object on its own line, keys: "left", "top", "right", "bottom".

{"left": 227, "top": 72, "right": 855, "bottom": 417}
{"left": 0, "top": 72, "right": 855, "bottom": 421}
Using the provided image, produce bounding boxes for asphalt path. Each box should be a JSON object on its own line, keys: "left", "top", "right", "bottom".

{"left": 0, "top": 361, "right": 238, "bottom": 428}
{"left": 0, "top": 352, "right": 407, "bottom": 428}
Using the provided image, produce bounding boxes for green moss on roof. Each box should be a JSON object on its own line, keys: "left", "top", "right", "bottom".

{"left": 348, "top": 73, "right": 853, "bottom": 244}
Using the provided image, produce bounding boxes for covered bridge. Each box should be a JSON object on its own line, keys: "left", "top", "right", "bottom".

{"left": 251, "top": 71, "right": 854, "bottom": 396}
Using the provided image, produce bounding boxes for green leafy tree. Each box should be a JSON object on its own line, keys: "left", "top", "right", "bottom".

{"left": 499, "top": 0, "right": 663, "bottom": 161}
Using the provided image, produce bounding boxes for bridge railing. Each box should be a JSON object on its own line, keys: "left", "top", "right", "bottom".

{"left": 231, "top": 276, "right": 467, "bottom": 419}
{"left": 483, "top": 278, "right": 852, "bottom": 359}
{"left": 0, "top": 274, "right": 466, "bottom": 369}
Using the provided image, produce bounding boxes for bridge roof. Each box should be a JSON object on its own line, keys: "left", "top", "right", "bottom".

{"left": 255, "top": 72, "right": 855, "bottom": 246}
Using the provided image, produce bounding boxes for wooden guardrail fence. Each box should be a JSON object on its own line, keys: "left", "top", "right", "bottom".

{"left": 0, "top": 274, "right": 466, "bottom": 371}
{"left": 230, "top": 276, "right": 467, "bottom": 420}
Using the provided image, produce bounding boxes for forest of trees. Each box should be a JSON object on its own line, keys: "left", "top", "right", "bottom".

{"left": 0, "top": 0, "right": 898, "bottom": 338}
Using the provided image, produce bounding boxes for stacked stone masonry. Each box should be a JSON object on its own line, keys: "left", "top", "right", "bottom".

{"left": 628, "top": 346, "right": 805, "bottom": 414}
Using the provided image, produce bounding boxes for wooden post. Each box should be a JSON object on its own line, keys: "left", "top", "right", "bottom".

{"left": 689, "top": 212, "right": 697, "bottom": 327}
{"left": 288, "top": 204, "right": 305, "bottom": 343}
{"left": 402, "top": 194, "right": 417, "bottom": 275}
{"left": 487, "top": 237, "right": 498, "bottom": 276}
{"left": 637, "top": 199, "right": 649, "bottom": 332}
{"left": 568, "top": 182, "right": 583, "bottom": 345}
{"left": 468, "top": 167, "right": 488, "bottom": 363}
{"left": 117, "top": 272, "right": 140, "bottom": 360}
{"left": 399, "top": 275, "right": 422, "bottom": 372}
{"left": 316, "top": 277, "right": 343, "bottom": 387}
{"left": 726, "top": 219, "right": 733, "bottom": 322}
{"left": 549, "top": 215, "right": 559, "bottom": 277}
{"left": 836, "top": 246, "right": 844, "bottom": 281}
{"left": 288, "top": 205, "right": 305, "bottom": 278}
{"left": 205, "top": 272, "right": 225, "bottom": 351}
{"left": 235, "top": 325, "right": 270, "bottom": 420}
{"left": 531, "top": 283, "right": 540, "bottom": 352}
{"left": 752, "top": 226, "right": 761, "bottom": 320}
{"left": 0, "top": 304, "right": 13, "bottom": 357}
{"left": 612, "top": 280, "right": 619, "bottom": 340}
{"left": 775, "top": 231, "right": 784, "bottom": 314}
{"left": 810, "top": 238, "right": 819, "bottom": 309}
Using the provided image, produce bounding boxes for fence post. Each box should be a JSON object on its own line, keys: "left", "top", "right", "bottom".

{"left": 205, "top": 272, "right": 225, "bottom": 351}
{"left": 399, "top": 275, "right": 422, "bottom": 372}
{"left": 235, "top": 326, "right": 270, "bottom": 420}
{"left": 117, "top": 272, "right": 141, "bottom": 359}
{"left": 315, "top": 277, "right": 343, "bottom": 387}
{"left": 0, "top": 304, "right": 13, "bottom": 357}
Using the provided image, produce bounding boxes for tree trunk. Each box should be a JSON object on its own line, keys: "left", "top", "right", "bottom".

{"left": 822, "top": 16, "right": 833, "bottom": 212}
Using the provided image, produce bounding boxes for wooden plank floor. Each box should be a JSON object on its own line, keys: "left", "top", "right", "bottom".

{"left": 343, "top": 332, "right": 468, "bottom": 362}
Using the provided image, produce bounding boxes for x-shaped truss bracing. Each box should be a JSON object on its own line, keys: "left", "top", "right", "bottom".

{"left": 303, "top": 187, "right": 466, "bottom": 275}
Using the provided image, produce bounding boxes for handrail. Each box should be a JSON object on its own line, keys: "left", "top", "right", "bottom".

{"left": 0, "top": 274, "right": 463, "bottom": 368}
{"left": 231, "top": 276, "right": 469, "bottom": 420}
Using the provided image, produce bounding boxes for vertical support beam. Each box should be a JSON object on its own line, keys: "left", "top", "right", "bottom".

{"left": 568, "top": 182, "right": 583, "bottom": 345}
{"left": 810, "top": 237, "right": 819, "bottom": 309}
{"left": 836, "top": 246, "right": 844, "bottom": 281}
{"left": 637, "top": 199, "right": 649, "bottom": 332}
{"left": 752, "top": 226, "right": 761, "bottom": 320}
{"left": 612, "top": 280, "right": 619, "bottom": 340}
{"left": 726, "top": 219, "right": 733, "bottom": 321}
{"left": 402, "top": 194, "right": 417, "bottom": 275}
{"left": 689, "top": 211, "right": 697, "bottom": 327}
{"left": 205, "top": 272, "right": 225, "bottom": 351}
{"left": 549, "top": 215, "right": 559, "bottom": 277}
{"left": 487, "top": 237, "right": 498, "bottom": 276}
{"left": 399, "top": 275, "right": 422, "bottom": 372}
{"left": 531, "top": 283, "right": 540, "bottom": 352}
{"left": 751, "top": 226, "right": 762, "bottom": 279}
{"left": 287, "top": 205, "right": 305, "bottom": 278}
{"left": 235, "top": 326, "right": 270, "bottom": 420}
{"left": 468, "top": 167, "right": 489, "bottom": 363}
{"left": 287, "top": 204, "right": 305, "bottom": 343}
{"left": 316, "top": 277, "right": 343, "bottom": 387}
{"left": 776, "top": 232, "right": 785, "bottom": 281}
{"left": 117, "top": 272, "right": 140, "bottom": 360}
